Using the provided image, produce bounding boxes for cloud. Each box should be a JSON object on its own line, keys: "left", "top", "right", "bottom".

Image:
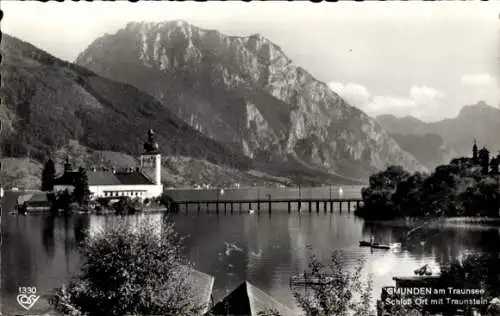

{"left": 328, "top": 81, "right": 445, "bottom": 120}
{"left": 459, "top": 73, "right": 499, "bottom": 107}
{"left": 327, "top": 82, "right": 371, "bottom": 108}
{"left": 460, "top": 73, "right": 496, "bottom": 86}
{"left": 409, "top": 86, "right": 445, "bottom": 104}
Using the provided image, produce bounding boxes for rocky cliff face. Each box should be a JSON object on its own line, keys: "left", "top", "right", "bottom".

{"left": 76, "top": 21, "right": 425, "bottom": 178}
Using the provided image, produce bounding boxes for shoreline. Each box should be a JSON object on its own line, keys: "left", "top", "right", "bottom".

{"left": 364, "top": 216, "right": 500, "bottom": 227}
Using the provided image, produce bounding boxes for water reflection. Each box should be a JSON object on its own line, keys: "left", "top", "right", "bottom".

{"left": 362, "top": 220, "right": 500, "bottom": 268}
{"left": 3, "top": 210, "right": 500, "bottom": 314}
{"left": 42, "top": 215, "right": 55, "bottom": 258}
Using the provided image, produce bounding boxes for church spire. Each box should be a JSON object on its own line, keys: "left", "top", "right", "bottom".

{"left": 140, "top": 129, "right": 162, "bottom": 186}
{"left": 472, "top": 139, "right": 478, "bottom": 164}
{"left": 143, "top": 129, "right": 160, "bottom": 154}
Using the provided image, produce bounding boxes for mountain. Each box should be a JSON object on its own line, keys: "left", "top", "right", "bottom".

{"left": 0, "top": 34, "right": 363, "bottom": 188}
{"left": 75, "top": 20, "right": 425, "bottom": 179}
{"left": 375, "top": 114, "right": 428, "bottom": 136}
{"left": 376, "top": 101, "right": 500, "bottom": 159}
{"left": 387, "top": 133, "right": 457, "bottom": 170}
{"left": 0, "top": 34, "right": 251, "bottom": 172}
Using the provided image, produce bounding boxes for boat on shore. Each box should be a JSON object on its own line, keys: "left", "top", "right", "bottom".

{"left": 414, "top": 264, "right": 433, "bottom": 276}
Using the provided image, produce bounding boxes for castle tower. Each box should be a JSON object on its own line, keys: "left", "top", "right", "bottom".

{"left": 140, "top": 129, "right": 161, "bottom": 185}
{"left": 64, "top": 156, "right": 72, "bottom": 173}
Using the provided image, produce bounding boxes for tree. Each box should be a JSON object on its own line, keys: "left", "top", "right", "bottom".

{"left": 52, "top": 189, "right": 73, "bottom": 214}
{"left": 490, "top": 157, "right": 499, "bottom": 175}
{"left": 257, "top": 309, "right": 282, "bottom": 316}
{"left": 477, "top": 177, "right": 500, "bottom": 217}
{"left": 73, "top": 167, "right": 91, "bottom": 206}
{"left": 159, "top": 193, "right": 179, "bottom": 212}
{"left": 355, "top": 165, "right": 411, "bottom": 220}
{"left": 392, "top": 171, "right": 427, "bottom": 217}
{"left": 113, "top": 197, "right": 143, "bottom": 215}
{"left": 479, "top": 147, "right": 491, "bottom": 175}
{"left": 438, "top": 253, "right": 500, "bottom": 315}
{"left": 41, "top": 158, "right": 56, "bottom": 191}
{"left": 51, "top": 217, "right": 204, "bottom": 316}
{"left": 290, "top": 249, "right": 373, "bottom": 316}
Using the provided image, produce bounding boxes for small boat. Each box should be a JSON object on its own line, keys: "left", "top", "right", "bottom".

{"left": 371, "top": 243, "right": 390, "bottom": 250}
{"left": 359, "top": 241, "right": 372, "bottom": 247}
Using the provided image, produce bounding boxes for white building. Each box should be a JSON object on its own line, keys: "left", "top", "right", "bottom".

{"left": 53, "top": 129, "right": 163, "bottom": 201}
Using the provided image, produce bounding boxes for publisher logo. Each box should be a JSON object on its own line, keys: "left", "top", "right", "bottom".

{"left": 17, "top": 287, "right": 39, "bottom": 311}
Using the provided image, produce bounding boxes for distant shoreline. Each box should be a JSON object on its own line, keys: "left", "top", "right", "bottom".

{"left": 364, "top": 216, "right": 500, "bottom": 226}
{"left": 440, "top": 217, "right": 500, "bottom": 224}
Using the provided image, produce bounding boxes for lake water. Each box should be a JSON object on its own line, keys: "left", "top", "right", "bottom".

{"left": 2, "top": 186, "right": 500, "bottom": 315}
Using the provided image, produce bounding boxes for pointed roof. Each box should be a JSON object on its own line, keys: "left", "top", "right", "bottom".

{"left": 479, "top": 146, "right": 490, "bottom": 154}
{"left": 17, "top": 192, "right": 50, "bottom": 205}
{"left": 184, "top": 266, "right": 215, "bottom": 315}
{"left": 209, "top": 281, "right": 298, "bottom": 316}
{"left": 54, "top": 170, "right": 154, "bottom": 186}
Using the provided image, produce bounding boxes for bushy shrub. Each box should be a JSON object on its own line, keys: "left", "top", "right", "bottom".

{"left": 290, "top": 249, "right": 374, "bottom": 316}
{"left": 51, "top": 217, "right": 204, "bottom": 316}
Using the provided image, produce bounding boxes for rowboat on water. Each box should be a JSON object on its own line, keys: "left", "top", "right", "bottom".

{"left": 359, "top": 241, "right": 392, "bottom": 249}
{"left": 371, "top": 243, "right": 391, "bottom": 250}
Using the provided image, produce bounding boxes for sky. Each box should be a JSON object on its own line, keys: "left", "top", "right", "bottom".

{"left": 2, "top": 1, "right": 500, "bottom": 122}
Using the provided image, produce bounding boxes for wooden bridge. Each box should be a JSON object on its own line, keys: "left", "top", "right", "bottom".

{"left": 172, "top": 198, "right": 364, "bottom": 214}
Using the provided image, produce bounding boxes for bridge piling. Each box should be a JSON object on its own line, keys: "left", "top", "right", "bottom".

{"left": 171, "top": 197, "right": 363, "bottom": 215}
